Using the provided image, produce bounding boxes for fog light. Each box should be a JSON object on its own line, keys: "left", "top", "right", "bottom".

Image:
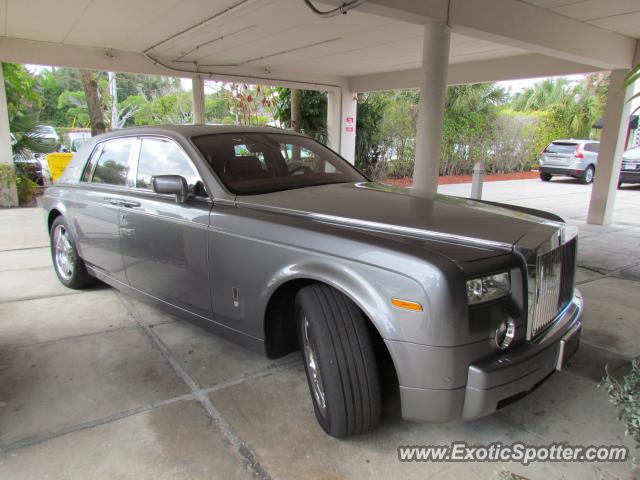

{"left": 495, "top": 318, "right": 515, "bottom": 350}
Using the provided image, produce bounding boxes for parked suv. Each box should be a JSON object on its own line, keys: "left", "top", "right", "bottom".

{"left": 619, "top": 147, "right": 640, "bottom": 187}
{"left": 538, "top": 140, "right": 599, "bottom": 184}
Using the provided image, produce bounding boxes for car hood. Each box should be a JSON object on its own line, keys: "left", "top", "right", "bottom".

{"left": 236, "top": 182, "right": 556, "bottom": 252}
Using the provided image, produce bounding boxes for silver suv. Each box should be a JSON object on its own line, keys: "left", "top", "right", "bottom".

{"left": 538, "top": 139, "right": 599, "bottom": 184}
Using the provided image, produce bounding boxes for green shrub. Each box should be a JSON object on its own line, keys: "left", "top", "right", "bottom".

{"left": 387, "top": 158, "right": 414, "bottom": 179}
{"left": 15, "top": 173, "right": 38, "bottom": 205}
{"left": 601, "top": 360, "right": 640, "bottom": 448}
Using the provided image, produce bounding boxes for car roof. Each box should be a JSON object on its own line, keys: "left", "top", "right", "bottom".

{"left": 551, "top": 139, "right": 599, "bottom": 144}
{"left": 90, "top": 124, "right": 302, "bottom": 142}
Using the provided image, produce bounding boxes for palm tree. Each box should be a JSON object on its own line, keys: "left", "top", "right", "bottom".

{"left": 445, "top": 83, "right": 508, "bottom": 115}
{"left": 10, "top": 113, "right": 53, "bottom": 160}
{"left": 512, "top": 78, "right": 603, "bottom": 139}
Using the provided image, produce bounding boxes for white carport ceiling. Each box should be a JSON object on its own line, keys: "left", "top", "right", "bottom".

{"left": 1, "top": 0, "right": 524, "bottom": 76}
{"left": 522, "top": 0, "right": 640, "bottom": 38}
{"left": 0, "top": 0, "right": 638, "bottom": 91}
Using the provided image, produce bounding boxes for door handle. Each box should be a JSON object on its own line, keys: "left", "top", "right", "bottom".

{"left": 103, "top": 197, "right": 140, "bottom": 208}
{"left": 104, "top": 197, "right": 122, "bottom": 206}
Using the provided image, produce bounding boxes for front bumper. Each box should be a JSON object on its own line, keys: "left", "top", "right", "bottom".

{"left": 393, "top": 290, "right": 583, "bottom": 422}
{"left": 620, "top": 170, "right": 640, "bottom": 184}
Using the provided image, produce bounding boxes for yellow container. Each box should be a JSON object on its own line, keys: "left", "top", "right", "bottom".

{"left": 47, "top": 153, "right": 74, "bottom": 182}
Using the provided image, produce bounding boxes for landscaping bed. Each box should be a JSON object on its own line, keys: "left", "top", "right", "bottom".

{"left": 383, "top": 171, "right": 539, "bottom": 187}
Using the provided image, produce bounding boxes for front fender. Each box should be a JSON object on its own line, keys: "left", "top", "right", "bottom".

{"left": 261, "top": 257, "right": 431, "bottom": 342}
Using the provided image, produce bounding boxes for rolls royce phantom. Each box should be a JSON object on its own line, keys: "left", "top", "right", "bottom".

{"left": 42, "top": 125, "right": 582, "bottom": 438}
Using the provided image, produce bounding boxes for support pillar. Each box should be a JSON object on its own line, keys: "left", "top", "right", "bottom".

{"left": 327, "top": 89, "right": 356, "bottom": 164}
{"left": 327, "top": 91, "right": 341, "bottom": 154}
{"left": 0, "top": 64, "right": 19, "bottom": 207}
{"left": 192, "top": 75, "right": 205, "bottom": 124}
{"left": 412, "top": 22, "right": 451, "bottom": 196}
{"left": 340, "top": 90, "right": 357, "bottom": 165}
{"left": 587, "top": 68, "right": 636, "bottom": 225}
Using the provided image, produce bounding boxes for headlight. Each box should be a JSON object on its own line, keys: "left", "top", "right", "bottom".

{"left": 466, "top": 272, "right": 510, "bottom": 305}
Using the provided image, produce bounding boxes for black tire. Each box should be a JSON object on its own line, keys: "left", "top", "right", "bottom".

{"left": 540, "top": 172, "right": 552, "bottom": 182}
{"left": 295, "top": 284, "right": 381, "bottom": 438}
{"left": 50, "top": 216, "right": 96, "bottom": 289}
{"left": 579, "top": 165, "right": 595, "bottom": 184}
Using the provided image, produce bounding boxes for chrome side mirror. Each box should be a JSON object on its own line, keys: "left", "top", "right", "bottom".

{"left": 152, "top": 175, "right": 188, "bottom": 203}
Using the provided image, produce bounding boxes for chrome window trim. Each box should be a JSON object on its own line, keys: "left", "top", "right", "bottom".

{"left": 89, "top": 137, "right": 137, "bottom": 189}
{"left": 80, "top": 142, "right": 104, "bottom": 183}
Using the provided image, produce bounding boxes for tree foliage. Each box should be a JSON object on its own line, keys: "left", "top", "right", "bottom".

{"left": 2, "top": 63, "right": 42, "bottom": 121}
{"left": 274, "top": 88, "right": 327, "bottom": 142}
{"left": 511, "top": 77, "right": 604, "bottom": 139}
{"left": 2, "top": 62, "right": 52, "bottom": 158}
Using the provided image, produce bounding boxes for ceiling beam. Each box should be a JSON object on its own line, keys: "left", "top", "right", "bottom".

{"left": 0, "top": 37, "right": 347, "bottom": 92}
{"left": 448, "top": 0, "right": 637, "bottom": 70}
{"left": 349, "top": 53, "right": 601, "bottom": 92}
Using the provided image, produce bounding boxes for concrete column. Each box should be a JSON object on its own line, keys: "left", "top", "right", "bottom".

{"left": 412, "top": 22, "right": 451, "bottom": 196}
{"left": 586, "top": 69, "right": 636, "bottom": 225}
{"left": 327, "top": 90, "right": 342, "bottom": 153}
{"left": 340, "top": 90, "right": 357, "bottom": 164}
{"left": 0, "top": 65, "right": 19, "bottom": 207}
{"left": 327, "top": 89, "right": 357, "bottom": 164}
{"left": 192, "top": 75, "right": 205, "bottom": 124}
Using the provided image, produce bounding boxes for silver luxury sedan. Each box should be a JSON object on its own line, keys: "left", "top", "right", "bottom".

{"left": 42, "top": 125, "right": 582, "bottom": 437}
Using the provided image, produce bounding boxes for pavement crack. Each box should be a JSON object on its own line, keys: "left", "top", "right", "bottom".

{"left": 117, "top": 293, "right": 274, "bottom": 480}
{"left": 0, "top": 393, "right": 195, "bottom": 453}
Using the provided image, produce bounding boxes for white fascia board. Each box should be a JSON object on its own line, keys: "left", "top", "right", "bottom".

{"left": 0, "top": 37, "right": 348, "bottom": 92}
{"left": 349, "top": 53, "right": 601, "bottom": 92}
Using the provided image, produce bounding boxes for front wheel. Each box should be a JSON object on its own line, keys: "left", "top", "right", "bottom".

{"left": 50, "top": 216, "right": 96, "bottom": 289}
{"left": 540, "top": 172, "right": 552, "bottom": 182}
{"left": 579, "top": 165, "right": 595, "bottom": 184}
{"left": 295, "top": 284, "right": 381, "bottom": 438}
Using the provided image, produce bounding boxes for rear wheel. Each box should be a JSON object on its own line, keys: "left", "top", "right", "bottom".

{"left": 579, "top": 165, "right": 595, "bottom": 184}
{"left": 540, "top": 172, "right": 552, "bottom": 182}
{"left": 295, "top": 284, "right": 381, "bottom": 438}
{"left": 50, "top": 216, "right": 96, "bottom": 289}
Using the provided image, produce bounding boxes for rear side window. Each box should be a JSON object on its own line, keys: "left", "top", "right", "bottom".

{"left": 81, "top": 147, "right": 100, "bottom": 182}
{"left": 135, "top": 138, "right": 201, "bottom": 191}
{"left": 545, "top": 142, "right": 577, "bottom": 154}
{"left": 584, "top": 143, "right": 599, "bottom": 153}
{"left": 91, "top": 139, "right": 133, "bottom": 186}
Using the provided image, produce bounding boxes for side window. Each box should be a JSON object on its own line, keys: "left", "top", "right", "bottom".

{"left": 136, "top": 138, "right": 203, "bottom": 193}
{"left": 91, "top": 140, "right": 133, "bottom": 186}
{"left": 81, "top": 146, "right": 100, "bottom": 182}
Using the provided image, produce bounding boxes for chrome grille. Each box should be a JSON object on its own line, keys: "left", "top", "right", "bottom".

{"left": 528, "top": 237, "right": 577, "bottom": 339}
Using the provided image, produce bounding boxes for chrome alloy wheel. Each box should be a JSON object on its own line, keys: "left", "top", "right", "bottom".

{"left": 53, "top": 224, "right": 75, "bottom": 281}
{"left": 302, "top": 316, "right": 327, "bottom": 416}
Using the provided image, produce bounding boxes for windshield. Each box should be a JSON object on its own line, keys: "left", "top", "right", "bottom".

{"left": 37, "top": 126, "right": 56, "bottom": 135}
{"left": 192, "top": 132, "right": 366, "bottom": 195}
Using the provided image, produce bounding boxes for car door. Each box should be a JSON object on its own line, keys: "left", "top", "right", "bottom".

{"left": 71, "top": 137, "right": 134, "bottom": 283}
{"left": 119, "top": 136, "right": 212, "bottom": 319}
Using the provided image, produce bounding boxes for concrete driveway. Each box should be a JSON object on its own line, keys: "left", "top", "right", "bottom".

{"left": 1, "top": 179, "right": 639, "bottom": 480}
